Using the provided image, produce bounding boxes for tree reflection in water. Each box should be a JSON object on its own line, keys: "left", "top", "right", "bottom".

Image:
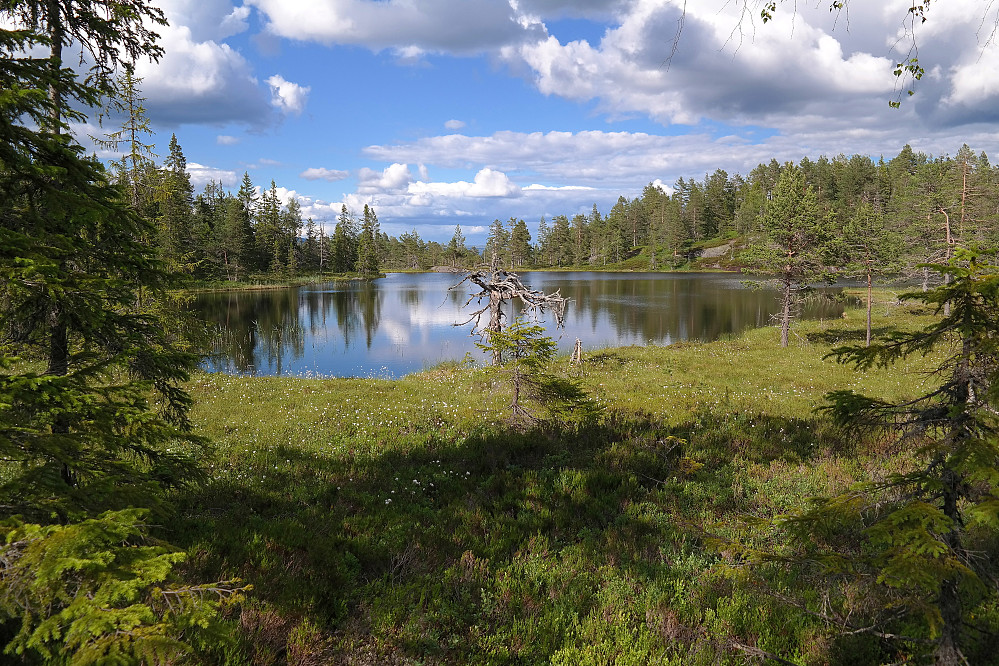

{"left": 191, "top": 273, "right": 851, "bottom": 378}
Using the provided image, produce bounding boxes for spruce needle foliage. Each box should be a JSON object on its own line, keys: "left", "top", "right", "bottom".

{"left": 0, "top": 509, "right": 246, "bottom": 665}
{"left": 477, "top": 318, "right": 599, "bottom": 427}
{"left": 735, "top": 251, "right": 999, "bottom": 664}
{"left": 0, "top": 12, "right": 243, "bottom": 663}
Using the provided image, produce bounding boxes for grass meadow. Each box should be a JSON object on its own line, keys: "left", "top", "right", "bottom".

{"left": 172, "top": 293, "right": 962, "bottom": 665}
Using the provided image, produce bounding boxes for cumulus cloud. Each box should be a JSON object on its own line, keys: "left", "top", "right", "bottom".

{"left": 358, "top": 163, "right": 415, "bottom": 194}
{"left": 132, "top": 22, "right": 270, "bottom": 126}
{"left": 498, "top": 0, "right": 899, "bottom": 131}
{"left": 444, "top": 119, "right": 466, "bottom": 130}
{"left": 409, "top": 168, "right": 521, "bottom": 198}
{"left": 219, "top": 5, "right": 252, "bottom": 38}
{"left": 329, "top": 160, "right": 621, "bottom": 235}
{"left": 364, "top": 130, "right": 767, "bottom": 186}
{"left": 267, "top": 74, "right": 311, "bottom": 114}
{"left": 245, "top": 0, "right": 547, "bottom": 54}
{"left": 216, "top": 134, "right": 240, "bottom": 145}
{"left": 301, "top": 167, "right": 350, "bottom": 182}
{"left": 156, "top": 0, "right": 252, "bottom": 42}
{"left": 188, "top": 162, "right": 239, "bottom": 188}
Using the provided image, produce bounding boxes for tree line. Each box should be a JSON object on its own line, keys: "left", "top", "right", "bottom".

{"left": 104, "top": 66, "right": 997, "bottom": 282}
{"left": 125, "top": 135, "right": 998, "bottom": 284}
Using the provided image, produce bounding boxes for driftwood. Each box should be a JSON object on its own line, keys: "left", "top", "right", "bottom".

{"left": 451, "top": 263, "right": 568, "bottom": 365}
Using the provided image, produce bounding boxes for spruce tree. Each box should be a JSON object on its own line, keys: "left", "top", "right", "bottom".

{"left": 93, "top": 67, "right": 156, "bottom": 210}
{"left": 744, "top": 163, "right": 832, "bottom": 347}
{"left": 447, "top": 224, "right": 466, "bottom": 268}
{"left": 508, "top": 217, "right": 532, "bottom": 267}
{"left": 358, "top": 203, "right": 380, "bottom": 275}
{"left": 748, "top": 253, "right": 999, "bottom": 665}
{"left": 0, "top": 13, "right": 241, "bottom": 663}
{"left": 255, "top": 180, "right": 282, "bottom": 274}
{"left": 331, "top": 205, "right": 358, "bottom": 273}
{"left": 157, "top": 134, "right": 195, "bottom": 273}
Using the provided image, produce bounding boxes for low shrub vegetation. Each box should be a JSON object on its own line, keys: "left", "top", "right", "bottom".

{"left": 160, "top": 290, "right": 998, "bottom": 665}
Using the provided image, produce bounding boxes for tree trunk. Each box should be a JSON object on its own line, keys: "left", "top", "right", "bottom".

{"left": 942, "top": 208, "right": 953, "bottom": 316}
{"left": 487, "top": 290, "right": 504, "bottom": 365}
{"left": 866, "top": 269, "right": 873, "bottom": 347}
{"left": 780, "top": 276, "right": 791, "bottom": 348}
{"left": 935, "top": 467, "right": 965, "bottom": 666}
{"left": 46, "top": 313, "right": 69, "bottom": 376}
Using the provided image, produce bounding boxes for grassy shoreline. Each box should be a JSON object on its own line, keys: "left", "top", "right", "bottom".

{"left": 183, "top": 261, "right": 749, "bottom": 292}
{"left": 173, "top": 298, "right": 963, "bottom": 664}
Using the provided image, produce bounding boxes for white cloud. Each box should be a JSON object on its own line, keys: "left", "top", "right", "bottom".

{"left": 358, "top": 163, "right": 414, "bottom": 194}
{"left": 499, "top": 0, "right": 898, "bottom": 130}
{"left": 409, "top": 168, "right": 521, "bottom": 198}
{"left": 156, "top": 0, "right": 252, "bottom": 42}
{"left": 132, "top": 22, "right": 270, "bottom": 125}
{"left": 444, "top": 119, "right": 466, "bottom": 130}
{"left": 245, "top": 0, "right": 546, "bottom": 54}
{"left": 219, "top": 5, "right": 252, "bottom": 38}
{"left": 301, "top": 167, "right": 350, "bottom": 182}
{"left": 267, "top": 74, "right": 311, "bottom": 114}
{"left": 188, "top": 162, "right": 239, "bottom": 188}
{"left": 216, "top": 134, "right": 240, "bottom": 145}
{"left": 524, "top": 183, "right": 595, "bottom": 191}
{"left": 365, "top": 129, "right": 749, "bottom": 186}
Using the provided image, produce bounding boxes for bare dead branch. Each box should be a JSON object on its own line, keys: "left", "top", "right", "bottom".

{"left": 451, "top": 265, "right": 569, "bottom": 364}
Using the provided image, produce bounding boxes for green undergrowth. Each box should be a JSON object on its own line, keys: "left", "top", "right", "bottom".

{"left": 170, "top": 298, "right": 966, "bottom": 665}
{"left": 187, "top": 273, "right": 381, "bottom": 293}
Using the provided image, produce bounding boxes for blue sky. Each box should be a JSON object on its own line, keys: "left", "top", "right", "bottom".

{"left": 67, "top": 0, "right": 999, "bottom": 244}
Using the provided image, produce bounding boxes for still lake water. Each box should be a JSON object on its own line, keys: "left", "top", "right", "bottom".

{"left": 192, "top": 272, "right": 848, "bottom": 378}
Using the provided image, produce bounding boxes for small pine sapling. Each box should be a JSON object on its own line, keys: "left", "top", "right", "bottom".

{"left": 477, "top": 318, "right": 598, "bottom": 427}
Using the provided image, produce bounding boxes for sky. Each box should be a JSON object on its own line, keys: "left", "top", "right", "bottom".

{"left": 70, "top": 0, "right": 999, "bottom": 244}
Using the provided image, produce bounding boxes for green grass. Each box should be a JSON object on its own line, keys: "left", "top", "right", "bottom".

{"left": 171, "top": 297, "right": 957, "bottom": 665}
{"left": 187, "top": 273, "right": 381, "bottom": 292}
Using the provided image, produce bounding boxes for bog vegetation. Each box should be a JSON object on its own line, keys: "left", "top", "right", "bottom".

{"left": 1, "top": 1, "right": 999, "bottom": 665}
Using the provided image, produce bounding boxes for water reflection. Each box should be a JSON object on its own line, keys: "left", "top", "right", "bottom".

{"left": 191, "top": 272, "right": 848, "bottom": 378}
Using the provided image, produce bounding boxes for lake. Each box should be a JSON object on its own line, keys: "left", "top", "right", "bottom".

{"left": 192, "top": 271, "right": 849, "bottom": 378}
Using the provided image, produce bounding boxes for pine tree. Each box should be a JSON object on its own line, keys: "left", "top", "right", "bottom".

{"left": 485, "top": 218, "right": 510, "bottom": 266}
{"left": 839, "top": 200, "right": 904, "bottom": 346}
{"left": 551, "top": 215, "right": 573, "bottom": 267}
{"left": 571, "top": 213, "right": 590, "bottom": 265}
{"left": 743, "top": 163, "right": 832, "bottom": 347}
{"left": 535, "top": 216, "right": 551, "bottom": 266}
